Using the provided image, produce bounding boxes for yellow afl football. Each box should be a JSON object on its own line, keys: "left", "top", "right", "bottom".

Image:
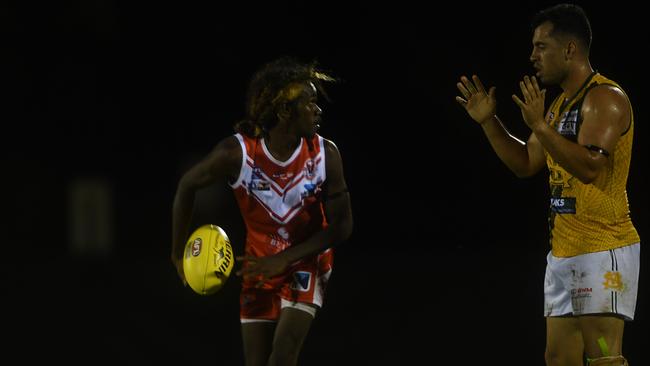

{"left": 183, "top": 224, "right": 234, "bottom": 295}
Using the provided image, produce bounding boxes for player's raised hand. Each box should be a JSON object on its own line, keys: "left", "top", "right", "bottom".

{"left": 512, "top": 75, "right": 546, "bottom": 130}
{"left": 456, "top": 75, "right": 497, "bottom": 124}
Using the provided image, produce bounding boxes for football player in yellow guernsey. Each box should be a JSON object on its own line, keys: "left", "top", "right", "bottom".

{"left": 455, "top": 4, "right": 639, "bottom": 366}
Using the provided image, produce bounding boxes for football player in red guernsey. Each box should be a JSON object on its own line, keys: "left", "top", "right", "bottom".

{"left": 172, "top": 56, "right": 353, "bottom": 366}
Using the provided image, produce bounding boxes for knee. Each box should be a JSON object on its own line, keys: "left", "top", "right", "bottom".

{"left": 545, "top": 348, "right": 560, "bottom": 366}
{"left": 545, "top": 347, "right": 577, "bottom": 366}
{"left": 245, "top": 354, "right": 268, "bottom": 366}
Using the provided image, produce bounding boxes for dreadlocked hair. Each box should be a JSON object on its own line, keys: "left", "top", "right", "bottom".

{"left": 234, "top": 56, "right": 336, "bottom": 138}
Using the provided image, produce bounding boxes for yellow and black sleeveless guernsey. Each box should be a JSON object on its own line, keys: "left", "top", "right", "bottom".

{"left": 545, "top": 72, "right": 640, "bottom": 257}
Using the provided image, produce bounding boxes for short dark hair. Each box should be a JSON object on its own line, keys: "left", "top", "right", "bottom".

{"left": 234, "top": 57, "right": 335, "bottom": 138}
{"left": 532, "top": 4, "right": 592, "bottom": 52}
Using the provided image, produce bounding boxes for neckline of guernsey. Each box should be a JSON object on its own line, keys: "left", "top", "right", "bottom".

{"left": 558, "top": 71, "right": 598, "bottom": 113}
{"left": 260, "top": 137, "right": 304, "bottom": 167}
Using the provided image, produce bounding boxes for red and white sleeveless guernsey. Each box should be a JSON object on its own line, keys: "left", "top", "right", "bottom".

{"left": 230, "top": 133, "right": 333, "bottom": 312}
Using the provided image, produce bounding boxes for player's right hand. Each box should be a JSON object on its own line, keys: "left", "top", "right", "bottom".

{"left": 455, "top": 75, "right": 497, "bottom": 125}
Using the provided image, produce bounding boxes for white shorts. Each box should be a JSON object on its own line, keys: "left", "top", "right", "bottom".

{"left": 544, "top": 243, "right": 640, "bottom": 320}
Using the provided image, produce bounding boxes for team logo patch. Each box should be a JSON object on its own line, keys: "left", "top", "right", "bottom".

{"left": 304, "top": 159, "right": 315, "bottom": 179}
{"left": 557, "top": 110, "right": 578, "bottom": 136}
{"left": 291, "top": 271, "right": 312, "bottom": 292}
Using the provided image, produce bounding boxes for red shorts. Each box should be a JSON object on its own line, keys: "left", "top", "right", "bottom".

{"left": 240, "top": 249, "right": 333, "bottom": 321}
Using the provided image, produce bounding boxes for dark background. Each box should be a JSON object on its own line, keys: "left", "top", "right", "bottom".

{"left": 2, "top": 0, "right": 647, "bottom": 364}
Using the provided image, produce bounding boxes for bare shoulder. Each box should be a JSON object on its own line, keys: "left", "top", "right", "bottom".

{"left": 322, "top": 137, "right": 339, "bottom": 151}
{"left": 582, "top": 84, "right": 631, "bottom": 130}
{"left": 204, "top": 135, "right": 242, "bottom": 179}
{"left": 216, "top": 135, "right": 241, "bottom": 152}
{"left": 322, "top": 137, "right": 343, "bottom": 161}
{"left": 584, "top": 84, "right": 630, "bottom": 111}
{"left": 321, "top": 137, "right": 348, "bottom": 192}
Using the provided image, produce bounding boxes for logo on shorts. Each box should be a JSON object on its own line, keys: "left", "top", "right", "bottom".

{"left": 603, "top": 271, "right": 624, "bottom": 291}
{"left": 291, "top": 271, "right": 311, "bottom": 292}
{"left": 242, "top": 294, "right": 255, "bottom": 306}
{"left": 571, "top": 287, "right": 592, "bottom": 299}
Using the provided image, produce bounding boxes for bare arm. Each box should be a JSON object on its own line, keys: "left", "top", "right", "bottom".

{"left": 237, "top": 139, "right": 353, "bottom": 280}
{"left": 280, "top": 139, "right": 353, "bottom": 262}
{"left": 456, "top": 75, "right": 546, "bottom": 178}
{"left": 515, "top": 78, "right": 628, "bottom": 184}
{"left": 171, "top": 136, "right": 242, "bottom": 281}
{"left": 480, "top": 116, "right": 546, "bottom": 177}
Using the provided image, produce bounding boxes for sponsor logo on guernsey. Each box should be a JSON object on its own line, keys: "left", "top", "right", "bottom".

{"left": 249, "top": 179, "right": 270, "bottom": 191}
{"left": 557, "top": 110, "right": 578, "bottom": 136}
{"left": 291, "top": 271, "right": 312, "bottom": 292}
{"left": 248, "top": 166, "right": 270, "bottom": 191}
{"left": 269, "top": 233, "right": 291, "bottom": 251}
{"left": 272, "top": 171, "right": 294, "bottom": 180}
{"left": 278, "top": 227, "right": 290, "bottom": 240}
{"left": 550, "top": 197, "right": 576, "bottom": 214}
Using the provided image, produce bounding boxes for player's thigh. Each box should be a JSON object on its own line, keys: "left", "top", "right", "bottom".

{"left": 273, "top": 304, "right": 317, "bottom": 351}
{"left": 579, "top": 314, "right": 624, "bottom": 358}
{"left": 546, "top": 316, "right": 584, "bottom": 366}
{"left": 242, "top": 321, "right": 275, "bottom": 366}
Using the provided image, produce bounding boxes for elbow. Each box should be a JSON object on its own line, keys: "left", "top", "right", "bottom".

{"left": 513, "top": 170, "right": 530, "bottom": 179}
{"left": 174, "top": 174, "right": 198, "bottom": 204}
{"left": 509, "top": 160, "right": 538, "bottom": 179}
{"left": 575, "top": 163, "right": 604, "bottom": 184}
{"left": 342, "top": 218, "right": 353, "bottom": 241}
{"left": 576, "top": 170, "right": 599, "bottom": 184}
{"left": 513, "top": 167, "right": 535, "bottom": 179}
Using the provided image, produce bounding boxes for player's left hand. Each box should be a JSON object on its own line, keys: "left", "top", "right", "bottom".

{"left": 236, "top": 254, "right": 291, "bottom": 287}
{"left": 512, "top": 75, "right": 546, "bottom": 130}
